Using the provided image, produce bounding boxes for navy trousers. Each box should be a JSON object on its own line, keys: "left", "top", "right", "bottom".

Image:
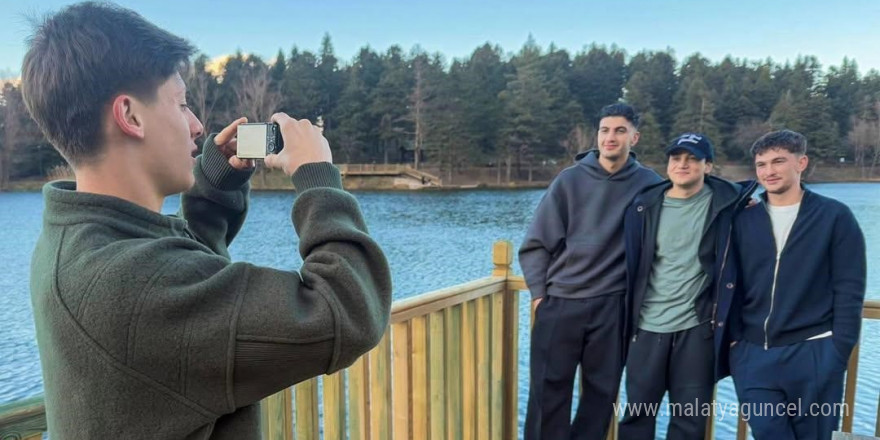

{"left": 730, "top": 338, "right": 847, "bottom": 440}
{"left": 525, "top": 295, "right": 625, "bottom": 440}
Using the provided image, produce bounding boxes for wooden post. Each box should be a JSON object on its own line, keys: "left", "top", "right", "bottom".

{"left": 842, "top": 342, "right": 860, "bottom": 433}
{"left": 492, "top": 241, "right": 513, "bottom": 278}
{"left": 704, "top": 386, "right": 717, "bottom": 440}
{"left": 737, "top": 415, "right": 749, "bottom": 440}
{"left": 492, "top": 240, "right": 519, "bottom": 440}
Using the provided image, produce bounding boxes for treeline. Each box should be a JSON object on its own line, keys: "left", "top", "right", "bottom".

{"left": 2, "top": 35, "right": 880, "bottom": 189}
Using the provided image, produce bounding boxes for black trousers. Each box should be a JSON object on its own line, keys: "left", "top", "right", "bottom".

{"left": 618, "top": 323, "right": 715, "bottom": 440}
{"left": 730, "top": 338, "right": 847, "bottom": 440}
{"left": 525, "top": 295, "right": 625, "bottom": 440}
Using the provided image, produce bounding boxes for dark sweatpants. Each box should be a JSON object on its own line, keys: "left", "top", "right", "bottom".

{"left": 730, "top": 338, "right": 847, "bottom": 440}
{"left": 618, "top": 323, "right": 715, "bottom": 440}
{"left": 525, "top": 294, "right": 625, "bottom": 440}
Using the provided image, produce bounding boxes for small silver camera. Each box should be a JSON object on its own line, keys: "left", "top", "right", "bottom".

{"left": 236, "top": 123, "right": 284, "bottom": 159}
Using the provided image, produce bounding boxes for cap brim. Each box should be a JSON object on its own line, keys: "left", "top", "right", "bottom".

{"left": 665, "top": 145, "right": 709, "bottom": 160}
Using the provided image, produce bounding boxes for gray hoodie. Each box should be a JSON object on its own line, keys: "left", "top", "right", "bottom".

{"left": 519, "top": 150, "right": 662, "bottom": 300}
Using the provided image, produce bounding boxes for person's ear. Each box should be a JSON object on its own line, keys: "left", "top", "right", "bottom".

{"left": 110, "top": 94, "right": 145, "bottom": 140}
{"left": 797, "top": 154, "right": 809, "bottom": 173}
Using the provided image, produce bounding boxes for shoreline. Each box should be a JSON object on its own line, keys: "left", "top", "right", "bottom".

{"left": 4, "top": 165, "right": 879, "bottom": 192}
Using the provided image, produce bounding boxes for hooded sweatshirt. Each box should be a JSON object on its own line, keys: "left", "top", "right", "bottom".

{"left": 29, "top": 136, "right": 392, "bottom": 439}
{"left": 519, "top": 150, "right": 662, "bottom": 300}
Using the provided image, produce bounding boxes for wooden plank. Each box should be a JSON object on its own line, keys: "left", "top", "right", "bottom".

{"left": 261, "top": 387, "right": 292, "bottom": 440}
{"left": 507, "top": 276, "right": 528, "bottom": 292}
{"left": 475, "top": 296, "right": 491, "bottom": 440}
{"left": 322, "top": 370, "right": 346, "bottom": 440}
{"left": 502, "top": 289, "right": 520, "bottom": 440}
{"left": 0, "top": 395, "right": 46, "bottom": 440}
{"left": 843, "top": 342, "right": 860, "bottom": 433}
{"left": 863, "top": 300, "right": 880, "bottom": 319}
{"left": 391, "top": 278, "right": 506, "bottom": 324}
{"left": 349, "top": 355, "right": 371, "bottom": 440}
{"left": 411, "top": 316, "right": 430, "bottom": 440}
{"left": 490, "top": 291, "right": 505, "bottom": 439}
{"left": 294, "top": 378, "right": 318, "bottom": 440}
{"left": 392, "top": 322, "right": 412, "bottom": 440}
{"left": 461, "top": 300, "right": 477, "bottom": 440}
{"left": 370, "top": 333, "right": 393, "bottom": 440}
{"left": 445, "top": 305, "right": 463, "bottom": 440}
{"left": 429, "top": 311, "right": 447, "bottom": 440}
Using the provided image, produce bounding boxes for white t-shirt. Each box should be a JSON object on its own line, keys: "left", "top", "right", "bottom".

{"left": 767, "top": 201, "right": 830, "bottom": 340}
{"left": 767, "top": 202, "right": 800, "bottom": 254}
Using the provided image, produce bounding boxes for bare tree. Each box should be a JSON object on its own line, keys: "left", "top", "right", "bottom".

{"left": 408, "top": 56, "right": 428, "bottom": 170}
{"left": 562, "top": 123, "right": 594, "bottom": 165}
{"left": 234, "top": 57, "right": 281, "bottom": 122}
{"left": 1, "top": 83, "right": 24, "bottom": 191}
{"left": 849, "top": 100, "right": 880, "bottom": 178}
{"left": 187, "top": 56, "right": 220, "bottom": 131}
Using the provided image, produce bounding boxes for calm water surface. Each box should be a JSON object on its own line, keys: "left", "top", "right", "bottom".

{"left": 2, "top": 183, "right": 879, "bottom": 438}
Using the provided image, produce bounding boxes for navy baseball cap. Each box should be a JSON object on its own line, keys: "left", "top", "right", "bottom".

{"left": 665, "top": 133, "right": 715, "bottom": 161}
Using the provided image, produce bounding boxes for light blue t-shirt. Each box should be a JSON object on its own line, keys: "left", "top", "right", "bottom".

{"left": 639, "top": 185, "right": 713, "bottom": 333}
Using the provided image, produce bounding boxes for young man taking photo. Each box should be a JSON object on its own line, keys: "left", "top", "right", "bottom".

{"left": 23, "top": 3, "right": 391, "bottom": 438}
{"left": 519, "top": 103, "right": 662, "bottom": 440}
{"left": 620, "top": 134, "right": 756, "bottom": 440}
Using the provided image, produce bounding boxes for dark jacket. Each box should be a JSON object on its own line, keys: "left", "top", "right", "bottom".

{"left": 519, "top": 150, "right": 661, "bottom": 300}
{"left": 30, "top": 136, "right": 392, "bottom": 439}
{"left": 715, "top": 187, "right": 866, "bottom": 379}
{"left": 624, "top": 176, "right": 757, "bottom": 377}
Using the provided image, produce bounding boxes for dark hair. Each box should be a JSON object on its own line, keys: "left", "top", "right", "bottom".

{"left": 21, "top": 2, "right": 195, "bottom": 166}
{"left": 597, "top": 103, "right": 640, "bottom": 128}
{"left": 750, "top": 129, "right": 807, "bottom": 157}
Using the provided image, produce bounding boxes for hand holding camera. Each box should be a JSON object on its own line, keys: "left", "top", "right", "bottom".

{"left": 214, "top": 117, "right": 256, "bottom": 170}
{"left": 262, "top": 113, "right": 333, "bottom": 176}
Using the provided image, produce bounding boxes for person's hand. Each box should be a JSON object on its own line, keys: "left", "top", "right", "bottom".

{"left": 532, "top": 297, "right": 543, "bottom": 314}
{"left": 730, "top": 341, "right": 738, "bottom": 348}
{"left": 213, "top": 117, "right": 255, "bottom": 170}
{"left": 264, "top": 113, "right": 332, "bottom": 176}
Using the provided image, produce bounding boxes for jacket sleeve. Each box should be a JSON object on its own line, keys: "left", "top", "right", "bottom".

{"left": 518, "top": 180, "right": 567, "bottom": 300}
{"left": 179, "top": 134, "right": 256, "bottom": 258}
{"left": 830, "top": 206, "right": 867, "bottom": 358}
{"left": 142, "top": 163, "right": 392, "bottom": 414}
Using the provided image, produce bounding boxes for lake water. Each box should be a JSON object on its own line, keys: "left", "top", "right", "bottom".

{"left": 1, "top": 183, "right": 878, "bottom": 438}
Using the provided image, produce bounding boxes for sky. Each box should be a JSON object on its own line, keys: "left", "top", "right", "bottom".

{"left": 1, "top": 0, "right": 879, "bottom": 80}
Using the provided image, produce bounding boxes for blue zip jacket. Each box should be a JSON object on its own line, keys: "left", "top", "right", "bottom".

{"left": 716, "top": 187, "right": 866, "bottom": 380}
{"left": 624, "top": 176, "right": 756, "bottom": 379}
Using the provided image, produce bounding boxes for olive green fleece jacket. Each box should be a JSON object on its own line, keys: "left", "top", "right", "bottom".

{"left": 29, "top": 135, "right": 392, "bottom": 439}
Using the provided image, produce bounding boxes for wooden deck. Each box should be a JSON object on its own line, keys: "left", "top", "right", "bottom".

{"left": 1, "top": 241, "right": 879, "bottom": 439}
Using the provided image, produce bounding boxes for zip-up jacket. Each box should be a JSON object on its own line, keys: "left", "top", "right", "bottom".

{"left": 519, "top": 150, "right": 661, "bottom": 301}
{"left": 624, "top": 176, "right": 756, "bottom": 378}
{"left": 718, "top": 187, "right": 866, "bottom": 379}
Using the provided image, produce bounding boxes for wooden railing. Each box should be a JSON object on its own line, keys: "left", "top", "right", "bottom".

{"left": 0, "top": 241, "right": 521, "bottom": 440}
{"left": 1, "top": 242, "right": 878, "bottom": 439}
